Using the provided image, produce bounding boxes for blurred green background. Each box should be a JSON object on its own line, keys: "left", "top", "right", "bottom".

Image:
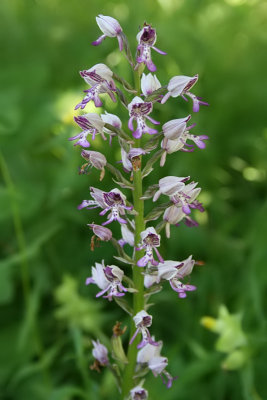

{"left": 1, "top": 0, "right": 267, "bottom": 399}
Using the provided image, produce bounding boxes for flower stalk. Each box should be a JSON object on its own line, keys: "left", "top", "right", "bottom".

{"left": 121, "top": 67, "right": 146, "bottom": 397}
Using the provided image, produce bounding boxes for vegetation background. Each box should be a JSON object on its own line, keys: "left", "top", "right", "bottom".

{"left": 1, "top": 0, "right": 267, "bottom": 399}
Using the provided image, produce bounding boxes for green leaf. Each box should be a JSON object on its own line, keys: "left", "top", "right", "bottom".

{"left": 142, "top": 149, "right": 164, "bottom": 178}
{"left": 144, "top": 284, "right": 163, "bottom": 297}
{"left": 106, "top": 163, "right": 133, "bottom": 190}
{"left": 141, "top": 184, "right": 159, "bottom": 200}
{"left": 144, "top": 87, "right": 168, "bottom": 102}
{"left": 144, "top": 201, "right": 172, "bottom": 222}
{"left": 114, "top": 297, "right": 133, "bottom": 315}
{"left": 113, "top": 72, "right": 136, "bottom": 93}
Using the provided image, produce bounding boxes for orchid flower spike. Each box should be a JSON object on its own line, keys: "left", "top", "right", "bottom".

{"left": 136, "top": 24, "right": 167, "bottom": 72}
{"left": 130, "top": 310, "right": 159, "bottom": 349}
{"left": 136, "top": 227, "right": 164, "bottom": 267}
{"left": 161, "top": 74, "right": 209, "bottom": 112}
{"left": 86, "top": 261, "right": 128, "bottom": 301}
{"left": 78, "top": 187, "right": 133, "bottom": 225}
{"left": 92, "top": 15, "right": 124, "bottom": 51}
{"left": 75, "top": 63, "right": 116, "bottom": 110}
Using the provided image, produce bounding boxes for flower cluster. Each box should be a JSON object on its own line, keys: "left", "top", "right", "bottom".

{"left": 69, "top": 15, "right": 209, "bottom": 400}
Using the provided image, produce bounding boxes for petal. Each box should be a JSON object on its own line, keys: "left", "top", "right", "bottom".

{"left": 161, "top": 92, "right": 171, "bottom": 104}
{"left": 147, "top": 59, "right": 157, "bottom": 72}
{"left": 92, "top": 34, "right": 107, "bottom": 46}
{"left": 152, "top": 46, "right": 167, "bottom": 55}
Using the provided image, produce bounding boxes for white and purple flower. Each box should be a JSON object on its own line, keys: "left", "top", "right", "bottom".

{"left": 86, "top": 261, "right": 128, "bottom": 301}
{"left": 92, "top": 339, "right": 109, "bottom": 365}
{"left": 118, "top": 222, "right": 135, "bottom": 248}
{"left": 128, "top": 96, "right": 160, "bottom": 139}
{"left": 130, "top": 310, "right": 159, "bottom": 349}
{"left": 87, "top": 223, "right": 112, "bottom": 241}
{"left": 162, "top": 115, "right": 209, "bottom": 152}
{"left": 130, "top": 386, "right": 148, "bottom": 400}
{"left": 163, "top": 205, "right": 199, "bottom": 238}
{"left": 78, "top": 187, "right": 133, "bottom": 225}
{"left": 136, "top": 227, "right": 164, "bottom": 267}
{"left": 92, "top": 15, "right": 124, "bottom": 51}
{"left": 120, "top": 147, "right": 147, "bottom": 174}
{"left": 69, "top": 113, "right": 106, "bottom": 148}
{"left": 80, "top": 150, "right": 107, "bottom": 180}
{"left": 161, "top": 74, "right": 209, "bottom": 112}
{"left": 153, "top": 176, "right": 204, "bottom": 215}
{"left": 101, "top": 110, "right": 122, "bottom": 144}
{"left": 75, "top": 63, "right": 116, "bottom": 110}
{"left": 141, "top": 73, "right": 161, "bottom": 96}
{"left": 157, "top": 257, "right": 196, "bottom": 298}
{"left": 137, "top": 341, "right": 177, "bottom": 388}
{"left": 136, "top": 24, "right": 167, "bottom": 72}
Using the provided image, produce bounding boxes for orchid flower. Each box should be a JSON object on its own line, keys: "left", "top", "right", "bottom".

{"left": 161, "top": 74, "right": 209, "bottom": 112}
{"left": 92, "top": 15, "right": 124, "bottom": 51}
{"left": 78, "top": 187, "right": 133, "bottom": 225}
{"left": 137, "top": 341, "right": 177, "bottom": 388}
{"left": 136, "top": 24, "right": 167, "bottom": 72}
{"left": 136, "top": 227, "right": 164, "bottom": 267}
{"left": 86, "top": 261, "right": 128, "bottom": 301}
{"left": 128, "top": 96, "right": 160, "bottom": 139}
{"left": 130, "top": 310, "right": 159, "bottom": 349}
{"left": 75, "top": 63, "right": 116, "bottom": 110}
{"left": 69, "top": 113, "right": 106, "bottom": 147}
{"left": 92, "top": 339, "right": 109, "bottom": 365}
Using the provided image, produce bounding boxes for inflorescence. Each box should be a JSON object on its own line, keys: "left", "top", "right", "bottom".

{"left": 69, "top": 14, "right": 209, "bottom": 399}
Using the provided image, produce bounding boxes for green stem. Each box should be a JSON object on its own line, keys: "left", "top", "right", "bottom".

{"left": 121, "top": 69, "right": 145, "bottom": 398}
{"left": 0, "top": 152, "right": 30, "bottom": 304}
